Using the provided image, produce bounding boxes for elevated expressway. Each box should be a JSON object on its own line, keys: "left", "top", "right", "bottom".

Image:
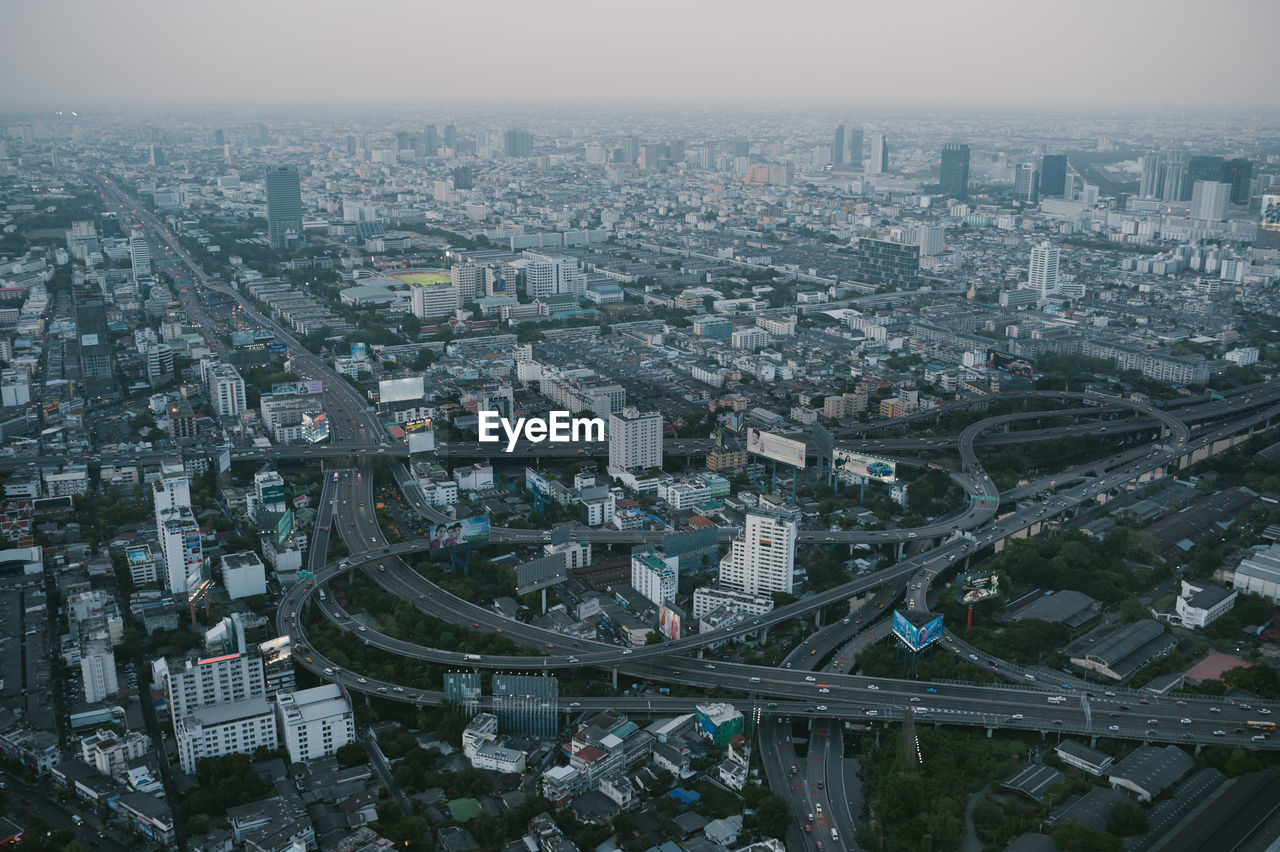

{"left": 279, "top": 386, "right": 1280, "bottom": 756}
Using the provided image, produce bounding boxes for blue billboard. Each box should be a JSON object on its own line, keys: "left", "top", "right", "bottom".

{"left": 428, "top": 515, "right": 490, "bottom": 557}
{"left": 892, "top": 610, "right": 944, "bottom": 652}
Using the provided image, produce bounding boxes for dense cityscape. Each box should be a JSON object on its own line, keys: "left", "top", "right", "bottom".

{"left": 2, "top": 4, "right": 1280, "bottom": 852}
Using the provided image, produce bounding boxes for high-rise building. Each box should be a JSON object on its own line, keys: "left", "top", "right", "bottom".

{"left": 1014, "top": 162, "right": 1039, "bottom": 203}
{"left": 146, "top": 343, "right": 174, "bottom": 386}
{"left": 492, "top": 674, "right": 558, "bottom": 739}
{"left": 730, "top": 136, "right": 750, "bottom": 158}
{"left": 832, "top": 124, "right": 846, "bottom": 167}
{"left": 718, "top": 506, "right": 799, "bottom": 596}
{"left": 265, "top": 165, "right": 303, "bottom": 250}
{"left": 174, "top": 697, "right": 277, "bottom": 774}
{"left": 1029, "top": 241, "right": 1062, "bottom": 300}
{"left": 939, "top": 142, "right": 970, "bottom": 199}
{"left": 157, "top": 507, "right": 202, "bottom": 595}
{"left": 1039, "top": 154, "right": 1068, "bottom": 197}
{"left": 514, "top": 253, "right": 583, "bottom": 300}
{"left": 129, "top": 231, "right": 151, "bottom": 280}
{"left": 631, "top": 548, "right": 678, "bottom": 607}
{"left": 149, "top": 145, "right": 166, "bottom": 167}
{"left": 851, "top": 236, "right": 920, "bottom": 289}
{"left": 410, "top": 283, "right": 460, "bottom": 320}
{"left": 161, "top": 650, "right": 268, "bottom": 720}
{"left": 503, "top": 128, "right": 533, "bottom": 157}
{"left": 867, "top": 133, "right": 888, "bottom": 174}
{"left": 1139, "top": 153, "right": 1164, "bottom": 199}
{"left": 1187, "top": 155, "right": 1225, "bottom": 185}
{"left": 451, "top": 263, "right": 484, "bottom": 303}
{"left": 153, "top": 460, "right": 191, "bottom": 513}
{"left": 1191, "top": 180, "right": 1231, "bottom": 222}
{"left": 1162, "top": 154, "right": 1190, "bottom": 202}
{"left": 423, "top": 125, "right": 439, "bottom": 157}
{"left": 845, "top": 125, "right": 863, "bottom": 167}
{"left": 443, "top": 124, "right": 457, "bottom": 149}
{"left": 207, "top": 363, "right": 247, "bottom": 417}
{"left": 608, "top": 407, "right": 663, "bottom": 473}
{"left": 451, "top": 166, "right": 474, "bottom": 190}
{"left": 275, "top": 684, "right": 356, "bottom": 765}
{"left": 80, "top": 635, "right": 118, "bottom": 703}
{"left": 1224, "top": 158, "right": 1253, "bottom": 205}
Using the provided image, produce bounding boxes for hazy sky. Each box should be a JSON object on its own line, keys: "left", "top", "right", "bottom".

{"left": 3, "top": 0, "right": 1278, "bottom": 110}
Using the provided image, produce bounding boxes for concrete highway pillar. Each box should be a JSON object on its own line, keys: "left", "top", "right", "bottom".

{"left": 1090, "top": 736, "right": 1097, "bottom": 748}
{"left": 815, "top": 610, "right": 824, "bottom": 629}
{"left": 611, "top": 667, "right": 618, "bottom": 689}
{"left": 697, "top": 648, "right": 704, "bottom": 660}
{"left": 986, "top": 727, "right": 993, "bottom": 738}
{"left": 896, "top": 541, "right": 905, "bottom": 560}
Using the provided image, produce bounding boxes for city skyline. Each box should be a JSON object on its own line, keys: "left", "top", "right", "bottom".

{"left": 2, "top": 0, "right": 1279, "bottom": 110}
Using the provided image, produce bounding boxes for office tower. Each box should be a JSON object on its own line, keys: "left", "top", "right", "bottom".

{"left": 1191, "top": 180, "right": 1231, "bottom": 222}
{"left": 451, "top": 263, "right": 484, "bottom": 302}
{"left": 731, "top": 136, "right": 750, "bottom": 158}
{"left": 516, "top": 253, "right": 583, "bottom": 299}
{"left": 149, "top": 145, "right": 166, "bottom": 167}
{"left": 163, "top": 651, "right": 267, "bottom": 719}
{"left": 618, "top": 135, "right": 640, "bottom": 163}
{"left": 608, "top": 407, "right": 663, "bottom": 472}
{"left": 845, "top": 125, "right": 863, "bottom": 167}
{"left": 254, "top": 470, "right": 287, "bottom": 517}
{"left": 394, "top": 130, "right": 411, "bottom": 152}
{"left": 939, "top": 142, "right": 969, "bottom": 199}
{"left": 867, "top": 133, "right": 888, "bottom": 174}
{"left": 668, "top": 139, "right": 686, "bottom": 163}
{"left": 504, "top": 128, "right": 534, "bottom": 157}
{"left": 1225, "top": 158, "right": 1253, "bottom": 205}
{"left": 851, "top": 236, "right": 921, "bottom": 289}
{"left": 213, "top": 129, "right": 225, "bottom": 147}
{"left": 129, "top": 231, "right": 151, "bottom": 279}
{"left": 451, "top": 166, "right": 474, "bottom": 189}
{"left": 832, "top": 124, "right": 846, "bottom": 166}
{"left": 1029, "top": 241, "right": 1062, "bottom": 300}
{"left": 1039, "top": 154, "right": 1067, "bottom": 197}
{"left": 1187, "top": 155, "right": 1225, "bottom": 185}
{"left": 1014, "top": 162, "right": 1040, "bottom": 203}
{"left": 424, "top": 124, "right": 439, "bottom": 156}
{"left": 410, "top": 282, "right": 460, "bottom": 320}
{"left": 443, "top": 123, "right": 457, "bottom": 149}
{"left": 632, "top": 548, "right": 678, "bottom": 607}
{"left": 344, "top": 135, "right": 356, "bottom": 156}
{"left": 1139, "top": 153, "right": 1164, "bottom": 199}
{"left": 166, "top": 651, "right": 276, "bottom": 774}
{"left": 251, "top": 122, "right": 268, "bottom": 145}
{"left": 265, "top": 165, "right": 303, "bottom": 250}
{"left": 1162, "top": 154, "right": 1189, "bottom": 202}
{"left": 154, "top": 460, "right": 192, "bottom": 512}
{"left": 718, "top": 506, "right": 799, "bottom": 596}
{"left": 275, "top": 684, "right": 356, "bottom": 764}
{"left": 146, "top": 343, "right": 174, "bottom": 386}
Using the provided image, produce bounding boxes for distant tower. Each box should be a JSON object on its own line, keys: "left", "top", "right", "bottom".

{"left": 1224, "top": 158, "right": 1253, "bottom": 205}
{"left": 832, "top": 124, "right": 846, "bottom": 168}
{"left": 1029, "top": 241, "right": 1061, "bottom": 300}
{"left": 1139, "top": 153, "right": 1164, "bottom": 199}
{"left": 1014, "top": 162, "right": 1039, "bottom": 204}
{"left": 939, "top": 142, "right": 970, "bottom": 200}
{"left": 866, "top": 133, "right": 888, "bottom": 174}
{"left": 265, "top": 165, "right": 303, "bottom": 250}
{"left": 1039, "top": 154, "right": 1067, "bottom": 198}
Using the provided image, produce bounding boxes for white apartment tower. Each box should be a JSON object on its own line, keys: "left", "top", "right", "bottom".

{"left": 129, "top": 231, "right": 151, "bottom": 280}
{"left": 718, "top": 507, "right": 799, "bottom": 596}
{"left": 208, "top": 363, "right": 247, "bottom": 417}
{"left": 608, "top": 407, "right": 663, "bottom": 473}
{"left": 275, "top": 684, "right": 356, "bottom": 764}
{"left": 1029, "top": 241, "right": 1062, "bottom": 300}
{"left": 631, "top": 548, "right": 678, "bottom": 607}
{"left": 450, "top": 263, "right": 485, "bottom": 303}
{"left": 1191, "top": 180, "right": 1231, "bottom": 222}
{"left": 163, "top": 651, "right": 267, "bottom": 720}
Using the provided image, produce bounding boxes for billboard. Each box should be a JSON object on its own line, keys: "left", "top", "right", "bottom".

{"left": 267, "top": 343, "right": 288, "bottom": 355}
{"left": 659, "top": 605, "right": 682, "bottom": 641}
{"left": 429, "top": 515, "right": 490, "bottom": 555}
{"left": 217, "top": 447, "right": 232, "bottom": 474}
{"left": 515, "top": 552, "right": 568, "bottom": 596}
{"left": 746, "top": 428, "right": 806, "bottom": 469}
{"left": 276, "top": 509, "right": 293, "bottom": 546}
{"left": 833, "top": 448, "right": 897, "bottom": 484}
{"left": 525, "top": 468, "right": 552, "bottom": 497}
{"left": 351, "top": 341, "right": 368, "bottom": 359}
{"left": 407, "top": 428, "right": 436, "bottom": 454}
{"left": 304, "top": 411, "right": 329, "bottom": 443}
{"left": 379, "top": 376, "right": 425, "bottom": 404}
{"left": 892, "top": 610, "right": 945, "bottom": 652}
{"left": 957, "top": 572, "right": 1000, "bottom": 604}
{"left": 986, "top": 349, "right": 1036, "bottom": 379}
{"left": 1261, "top": 188, "right": 1280, "bottom": 232}
{"left": 272, "top": 380, "right": 324, "bottom": 396}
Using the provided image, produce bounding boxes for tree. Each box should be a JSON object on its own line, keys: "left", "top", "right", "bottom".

{"left": 1105, "top": 801, "right": 1149, "bottom": 836}
{"left": 336, "top": 742, "right": 367, "bottom": 768}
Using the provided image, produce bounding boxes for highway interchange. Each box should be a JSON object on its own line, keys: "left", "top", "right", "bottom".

{"left": 103, "top": 178, "right": 1280, "bottom": 845}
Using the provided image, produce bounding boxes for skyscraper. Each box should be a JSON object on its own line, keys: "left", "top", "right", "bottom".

{"left": 1162, "top": 154, "right": 1189, "bottom": 202}
{"left": 832, "top": 124, "right": 845, "bottom": 167}
{"left": 129, "top": 230, "right": 151, "bottom": 280}
{"left": 149, "top": 145, "right": 166, "bottom": 167}
{"left": 1187, "top": 155, "right": 1225, "bottom": 185}
{"left": 939, "top": 142, "right": 970, "bottom": 199}
{"left": 718, "top": 506, "right": 799, "bottom": 596}
{"left": 265, "top": 165, "right": 303, "bottom": 250}
{"left": 608, "top": 407, "right": 663, "bottom": 472}
{"left": 423, "top": 124, "right": 439, "bottom": 157}
{"left": 1191, "top": 180, "right": 1231, "bottom": 222}
{"left": 846, "top": 125, "right": 863, "bottom": 168}
{"left": 1029, "top": 241, "right": 1061, "bottom": 300}
{"left": 1139, "top": 153, "right": 1164, "bottom": 199}
{"left": 1039, "top": 154, "right": 1067, "bottom": 197}
{"left": 1224, "top": 158, "right": 1253, "bottom": 205}
{"left": 1014, "top": 162, "right": 1040, "bottom": 204}
{"left": 443, "top": 123, "right": 457, "bottom": 149}
{"left": 504, "top": 128, "right": 533, "bottom": 157}
{"left": 867, "top": 133, "right": 888, "bottom": 174}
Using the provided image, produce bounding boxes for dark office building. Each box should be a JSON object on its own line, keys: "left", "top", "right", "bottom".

{"left": 731, "top": 136, "right": 750, "bottom": 158}
{"left": 504, "top": 128, "right": 534, "bottom": 158}
{"left": 851, "top": 237, "right": 920, "bottom": 289}
{"left": 1040, "top": 154, "right": 1068, "bottom": 197}
{"left": 451, "top": 166, "right": 474, "bottom": 190}
{"left": 1188, "top": 155, "right": 1225, "bottom": 185}
{"left": 148, "top": 145, "right": 166, "bottom": 167}
{"left": 73, "top": 282, "right": 113, "bottom": 399}
{"left": 492, "top": 674, "right": 558, "bottom": 739}
{"left": 1225, "top": 158, "right": 1253, "bottom": 205}
{"left": 423, "top": 125, "right": 438, "bottom": 157}
{"left": 212, "top": 129, "right": 225, "bottom": 147}
{"left": 344, "top": 135, "right": 356, "bottom": 157}
{"left": 833, "top": 124, "right": 846, "bottom": 167}
{"left": 940, "top": 142, "right": 971, "bottom": 200}
{"left": 442, "top": 124, "right": 456, "bottom": 149}
{"left": 265, "top": 165, "right": 303, "bottom": 251}
{"left": 99, "top": 212, "right": 121, "bottom": 239}
{"left": 619, "top": 135, "right": 640, "bottom": 163}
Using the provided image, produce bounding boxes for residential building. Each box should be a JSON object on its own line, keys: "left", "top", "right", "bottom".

{"left": 266, "top": 165, "right": 303, "bottom": 250}
{"left": 608, "top": 407, "right": 662, "bottom": 473}
{"left": 718, "top": 506, "right": 799, "bottom": 596}
{"left": 160, "top": 650, "right": 267, "bottom": 720}
{"left": 275, "top": 684, "right": 356, "bottom": 764}
{"left": 631, "top": 548, "right": 678, "bottom": 607}
{"left": 1174, "top": 580, "right": 1237, "bottom": 629}
{"left": 175, "top": 696, "right": 278, "bottom": 774}
{"left": 221, "top": 551, "right": 267, "bottom": 600}
{"left": 1029, "top": 241, "right": 1061, "bottom": 300}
